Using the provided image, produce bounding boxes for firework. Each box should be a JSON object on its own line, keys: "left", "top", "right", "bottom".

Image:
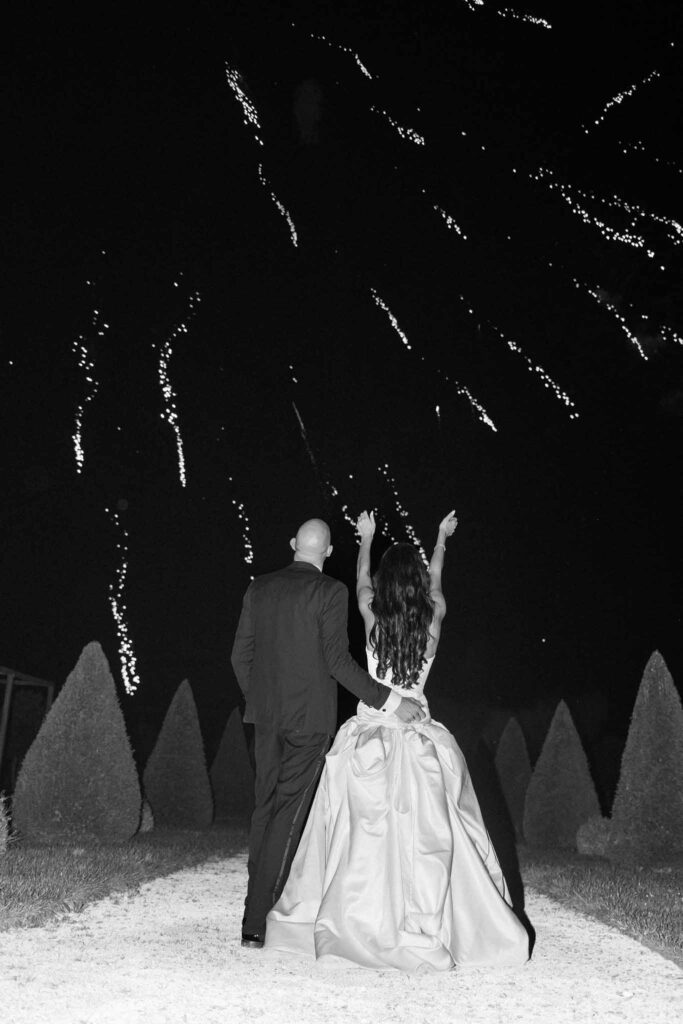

{"left": 576, "top": 280, "right": 648, "bottom": 361}
{"left": 72, "top": 277, "right": 109, "bottom": 474}
{"left": 224, "top": 62, "right": 297, "bottom": 246}
{"left": 228, "top": 476, "right": 255, "bottom": 577}
{"left": 156, "top": 290, "right": 201, "bottom": 487}
{"left": 456, "top": 294, "right": 578, "bottom": 419}
{"left": 370, "top": 107, "right": 425, "bottom": 146}
{"left": 300, "top": 26, "right": 374, "bottom": 79}
{"left": 258, "top": 165, "right": 298, "bottom": 247}
{"left": 371, "top": 289, "right": 497, "bottom": 431}
{"left": 378, "top": 463, "right": 428, "bottom": 564}
{"left": 583, "top": 69, "right": 660, "bottom": 134}
{"left": 532, "top": 167, "right": 683, "bottom": 258}
{"left": 106, "top": 507, "right": 141, "bottom": 695}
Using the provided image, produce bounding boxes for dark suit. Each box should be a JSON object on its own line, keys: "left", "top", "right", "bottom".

{"left": 231, "top": 559, "right": 394, "bottom": 935}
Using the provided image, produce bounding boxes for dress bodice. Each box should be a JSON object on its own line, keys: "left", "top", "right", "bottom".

{"left": 365, "top": 646, "right": 434, "bottom": 701}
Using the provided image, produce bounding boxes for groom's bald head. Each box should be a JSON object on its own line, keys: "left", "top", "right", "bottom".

{"left": 290, "top": 518, "right": 332, "bottom": 567}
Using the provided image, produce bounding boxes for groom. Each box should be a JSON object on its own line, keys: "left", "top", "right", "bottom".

{"left": 231, "top": 517, "right": 425, "bottom": 948}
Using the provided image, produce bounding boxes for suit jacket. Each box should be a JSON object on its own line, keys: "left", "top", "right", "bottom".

{"left": 231, "top": 560, "right": 395, "bottom": 734}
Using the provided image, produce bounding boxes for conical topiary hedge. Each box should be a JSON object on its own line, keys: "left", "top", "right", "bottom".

{"left": 523, "top": 700, "right": 600, "bottom": 849}
{"left": 143, "top": 679, "right": 213, "bottom": 829}
{"left": 12, "top": 642, "right": 141, "bottom": 843}
{"left": 607, "top": 650, "right": 683, "bottom": 864}
{"left": 1, "top": 793, "right": 9, "bottom": 853}
{"left": 494, "top": 717, "right": 531, "bottom": 840}
{"left": 210, "top": 705, "right": 254, "bottom": 821}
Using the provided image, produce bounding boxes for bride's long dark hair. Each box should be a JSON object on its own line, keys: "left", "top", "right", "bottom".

{"left": 369, "top": 543, "right": 434, "bottom": 689}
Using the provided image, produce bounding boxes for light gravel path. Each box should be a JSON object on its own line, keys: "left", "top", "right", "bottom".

{"left": 1, "top": 854, "right": 681, "bottom": 1024}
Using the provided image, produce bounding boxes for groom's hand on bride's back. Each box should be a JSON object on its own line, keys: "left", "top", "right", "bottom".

{"left": 394, "top": 696, "right": 426, "bottom": 723}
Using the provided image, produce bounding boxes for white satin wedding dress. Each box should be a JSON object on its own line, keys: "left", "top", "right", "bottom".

{"left": 264, "top": 648, "right": 529, "bottom": 972}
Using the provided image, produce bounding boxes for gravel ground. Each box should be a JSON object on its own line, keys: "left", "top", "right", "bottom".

{"left": 1, "top": 854, "right": 681, "bottom": 1024}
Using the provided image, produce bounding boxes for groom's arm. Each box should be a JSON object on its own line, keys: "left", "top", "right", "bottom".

{"left": 231, "top": 584, "right": 255, "bottom": 697}
{"left": 320, "top": 581, "right": 401, "bottom": 714}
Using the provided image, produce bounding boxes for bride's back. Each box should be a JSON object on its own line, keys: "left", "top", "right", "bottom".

{"left": 364, "top": 543, "right": 444, "bottom": 691}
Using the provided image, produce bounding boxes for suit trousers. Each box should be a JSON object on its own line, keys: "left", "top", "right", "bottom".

{"left": 243, "top": 724, "right": 331, "bottom": 935}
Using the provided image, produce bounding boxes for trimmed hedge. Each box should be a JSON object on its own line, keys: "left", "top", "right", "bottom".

{"left": 576, "top": 814, "right": 611, "bottom": 857}
{"left": 0, "top": 793, "right": 9, "bottom": 853}
{"left": 142, "top": 679, "right": 213, "bottom": 829}
{"left": 523, "top": 699, "right": 600, "bottom": 849}
{"left": 494, "top": 716, "right": 531, "bottom": 839}
{"left": 210, "top": 705, "right": 254, "bottom": 821}
{"left": 12, "top": 642, "right": 141, "bottom": 843}
{"left": 607, "top": 650, "right": 683, "bottom": 864}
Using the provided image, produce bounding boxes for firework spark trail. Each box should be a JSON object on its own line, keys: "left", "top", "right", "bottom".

{"left": 532, "top": 167, "right": 683, "bottom": 257}
{"left": 300, "top": 26, "right": 374, "bottom": 79}
{"left": 490, "top": 325, "right": 579, "bottom": 418}
{"left": 107, "top": 507, "right": 141, "bottom": 695}
{"left": 576, "top": 280, "right": 649, "bottom": 361}
{"left": 583, "top": 68, "right": 660, "bottom": 134}
{"left": 258, "top": 165, "right": 298, "bottom": 247}
{"left": 224, "top": 61, "right": 298, "bottom": 246}
{"left": 291, "top": 398, "right": 358, "bottom": 529}
{"left": 292, "top": 401, "right": 320, "bottom": 475}
{"left": 429, "top": 197, "right": 468, "bottom": 239}
{"left": 371, "top": 288, "right": 498, "bottom": 431}
{"left": 327, "top": 478, "right": 358, "bottom": 530}
{"left": 370, "top": 288, "right": 412, "bottom": 350}
{"left": 494, "top": 8, "right": 552, "bottom": 29}
{"left": 224, "top": 63, "right": 263, "bottom": 145}
{"left": 378, "top": 463, "right": 428, "bottom": 565}
{"left": 617, "top": 293, "right": 683, "bottom": 348}
{"left": 456, "top": 294, "right": 578, "bottom": 419}
{"left": 461, "top": 0, "right": 551, "bottom": 27}
{"left": 72, "top": 278, "right": 109, "bottom": 473}
{"left": 370, "top": 106, "right": 425, "bottom": 145}
{"left": 228, "top": 476, "right": 255, "bottom": 578}
{"left": 157, "top": 289, "right": 200, "bottom": 487}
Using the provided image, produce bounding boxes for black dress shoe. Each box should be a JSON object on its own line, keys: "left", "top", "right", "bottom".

{"left": 241, "top": 932, "right": 265, "bottom": 948}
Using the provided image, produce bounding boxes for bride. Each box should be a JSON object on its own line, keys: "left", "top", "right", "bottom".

{"left": 264, "top": 509, "right": 529, "bottom": 971}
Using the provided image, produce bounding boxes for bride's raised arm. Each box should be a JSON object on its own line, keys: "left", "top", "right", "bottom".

{"left": 428, "top": 510, "right": 458, "bottom": 619}
{"left": 355, "top": 510, "right": 375, "bottom": 624}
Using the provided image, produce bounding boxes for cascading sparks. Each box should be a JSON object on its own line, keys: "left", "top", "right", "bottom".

{"left": 456, "top": 294, "right": 578, "bottom": 419}
{"left": 371, "top": 288, "right": 497, "bottom": 431}
{"left": 228, "top": 476, "right": 254, "bottom": 578}
{"left": 224, "top": 64, "right": 263, "bottom": 146}
{"left": 461, "top": 0, "right": 551, "bottom": 29}
{"left": 370, "top": 107, "right": 425, "bottom": 145}
{"left": 299, "top": 26, "right": 374, "bottom": 79}
{"left": 106, "top": 507, "right": 141, "bottom": 696}
{"left": 378, "top": 463, "right": 428, "bottom": 565}
{"left": 431, "top": 201, "right": 468, "bottom": 240}
{"left": 156, "top": 289, "right": 201, "bottom": 487}
{"left": 532, "top": 167, "right": 683, "bottom": 260}
{"left": 224, "top": 61, "right": 297, "bottom": 247}
{"left": 575, "top": 280, "right": 648, "bottom": 361}
{"left": 258, "top": 165, "right": 298, "bottom": 247}
{"left": 494, "top": 8, "right": 551, "bottom": 29}
{"left": 583, "top": 68, "right": 660, "bottom": 135}
{"left": 72, "top": 277, "right": 109, "bottom": 473}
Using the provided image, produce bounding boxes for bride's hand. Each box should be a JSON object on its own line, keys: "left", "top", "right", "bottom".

{"left": 438, "top": 510, "right": 458, "bottom": 536}
{"left": 356, "top": 510, "right": 376, "bottom": 540}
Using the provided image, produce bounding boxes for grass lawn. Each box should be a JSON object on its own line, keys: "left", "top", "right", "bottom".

{"left": 3, "top": 824, "right": 682, "bottom": 974}
{"left": 0, "top": 820, "right": 249, "bottom": 931}
{"left": 519, "top": 845, "right": 683, "bottom": 969}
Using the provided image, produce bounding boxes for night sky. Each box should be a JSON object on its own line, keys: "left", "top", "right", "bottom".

{"left": 2, "top": 0, "right": 682, "bottom": 802}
